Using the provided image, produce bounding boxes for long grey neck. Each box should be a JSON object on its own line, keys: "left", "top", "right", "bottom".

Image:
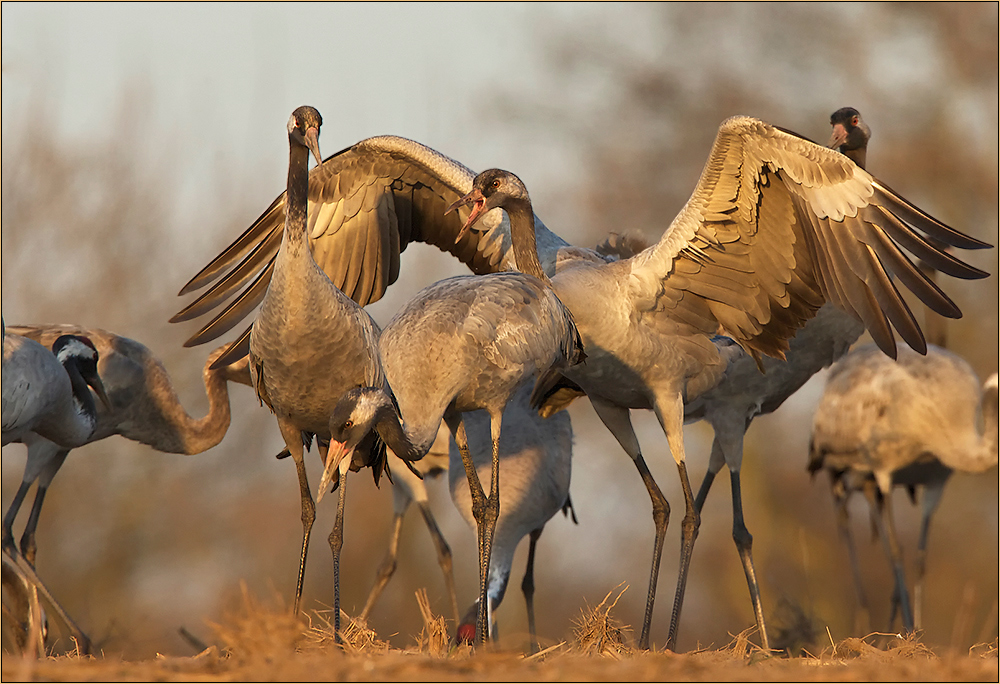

{"left": 284, "top": 137, "right": 311, "bottom": 255}
{"left": 506, "top": 199, "right": 550, "bottom": 285}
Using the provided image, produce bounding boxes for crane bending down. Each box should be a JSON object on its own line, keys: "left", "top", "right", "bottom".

{"left": 173, "top": 113, "right": 989, "bottom": 650}
{"left": 3, "top": 323, "right": 249, "bottom": 569}
{"left": 809, "top": 344, "right": 998, "bottom": 633}
{"left": 449, "top": 378, "right": 574, "bottom": 652}
{"left": 3, "top": 333, "right": 111, "bottom": 450}
{"left": 357, "top": 379, "right": 574, "bottom": 653}
{"left": 679, "top": 107, "right": 872, "bottom": 649}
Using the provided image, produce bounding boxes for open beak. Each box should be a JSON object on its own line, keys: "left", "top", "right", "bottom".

{"left": 304, "top": 126, "right": 322, "bottom": 166}
{"left": 445, "top": 188, "right": 487, "bottom": 244}
{"left": 83, "top": 369, "right": 113, "bottom": 411}
{"left": 316, "top": 439, "right": 351, "bottom": 504}
{"left": 827, "top": 122, "right": 849, "bottom": 150}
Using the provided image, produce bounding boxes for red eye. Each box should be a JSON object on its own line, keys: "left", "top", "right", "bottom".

{"left": 344, "top": 420, "right": 353, "bottom": 429}
{"left": 491, "top": 179, "right": 500, "bottom": 189}
{"left": 852, "top": 116, "right": 859, "bottom": 126}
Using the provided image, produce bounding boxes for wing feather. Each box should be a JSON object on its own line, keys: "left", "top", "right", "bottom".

{"left": 628, "top": 115, "right": 987, "bottom": 361}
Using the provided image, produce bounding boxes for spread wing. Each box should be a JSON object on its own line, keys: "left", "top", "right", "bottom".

{"left": 629, "top": 116, "right": 990, "bottom": 362}
{"left": 172, "top": 135, "right": 566, "bottom": 351}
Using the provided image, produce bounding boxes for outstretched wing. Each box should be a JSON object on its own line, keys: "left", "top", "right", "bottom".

{"left": 630, "top": 116, "right": 989, "bottom": 362}
{"left": 172, "top": 136, "right": 566, "bottom": 349}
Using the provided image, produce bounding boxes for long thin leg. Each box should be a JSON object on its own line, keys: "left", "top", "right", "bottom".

{"left": 522, "top": 527, "right": 543, "bottom": 654}
{"left": 328, "top": 456, "right": 351, "bottom": 644}
{"left": 3, "top": 482, "right": 32, "bottom": 553}
{"left": 656, "top": 395, "right": 700, "bottom": 653}
{"left": 914, "top": 478, "right": 947, "bottom": 631}
{"left": 589, "top": 396, "right": 669, "bottom": 651}
{"left": 865, "top": 482, "right": 914, "bottom": 632}
{"left": 729, "top": 469, "right": 769, "bottom": 650}
{"left": 2, "top": 547, "right": 91, "bottom": 654}
{"left": 20, "top": 451, "right": 69, "bottom": 567}
{"left": 277, "top": 419, "right": 315, "bottom": 617}
{"left": 832, "top": 482, "right": 871, "bottom": 634}
{"left": 446, "top": 412, "right": 498, "bottom": 645}
{"left": 697, "top": 425, "right": 770, "bottom": 650}
{"left": 417, "top": 501, "right": 460, "bottom": 624}
{"left": 359, "top": 509, "right": 406, "bottom": 622}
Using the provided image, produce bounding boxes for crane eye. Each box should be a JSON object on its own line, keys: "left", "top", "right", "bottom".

{"left": 491, "top": 179, "right": 501, "bottom": 189}
{"left": 852, "top": 116, "right": 859, "bottom": 126}
{"left": 344, "top": 420, "right": 353, "bottom": 429}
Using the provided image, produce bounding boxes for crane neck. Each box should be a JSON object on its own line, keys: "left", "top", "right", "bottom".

{"left": 506, "top": 199, "right": 550, "bottom": 285}
{"left": 373, "top": 405, "right": 425, "bottom": 462}
{"left": 283, "top": 136, "right": 311, "bottom": 254}
{"left": 62, "top": 359, "right": 99, "bottom": 436}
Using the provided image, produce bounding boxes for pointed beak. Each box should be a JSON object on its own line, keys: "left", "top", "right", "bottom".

{"left": 304, "top": 126, "right": 322, "bottom": 166}
{"left": 316, "top": 439, "right": 350, "bottom": 504}
{"left": 85, "top": 370, "right": 113, "bottom": 412}
{"left": 445, "top": 188, "right": 487, "bottom": 244}
{"left": 827, "top": 122, "right": 849, "bottom": 150}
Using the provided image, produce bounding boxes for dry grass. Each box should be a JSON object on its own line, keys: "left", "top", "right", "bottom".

{"left": 2, "top": 585, "right": 998, "bottom": 682}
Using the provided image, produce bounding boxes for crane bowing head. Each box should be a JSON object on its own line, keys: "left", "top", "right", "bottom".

{"left": 287, "top": 105, "right": 323, "bottom": 166}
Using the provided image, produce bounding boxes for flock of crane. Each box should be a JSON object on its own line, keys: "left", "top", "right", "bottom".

{"left": 2, "top": 104, "right": 996, "bottom": 657}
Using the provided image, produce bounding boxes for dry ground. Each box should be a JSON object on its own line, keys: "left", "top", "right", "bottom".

{"left": 3, "top": 587, "right": 997, "bottom": 682}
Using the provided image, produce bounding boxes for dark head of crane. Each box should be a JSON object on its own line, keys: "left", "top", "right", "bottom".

{"left": 288, "top": 106, "right": 323, "bottom": 167}
{"left": 52, "top": 335, "right": 113, "bottom": 412}
{"left": 828, "top": 107, "right": 870, "bottom": 170}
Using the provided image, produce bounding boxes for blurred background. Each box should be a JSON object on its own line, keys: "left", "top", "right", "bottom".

{"left": 2, "top": 2, "right": 996, "bottom": 659}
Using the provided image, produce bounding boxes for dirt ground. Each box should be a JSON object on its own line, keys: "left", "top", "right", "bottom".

{"left": 3, "top": 589, "right": 997, "bottom": 682}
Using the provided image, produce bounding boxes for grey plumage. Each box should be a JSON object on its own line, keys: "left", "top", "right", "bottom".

{"left": 243, "top": 106, "right": 393, "bottom": 634}
{"left": 175, "top": 112, "right": 989, "bottom": 651}
{"left": 360, "top": 379, "right": 574, "bottom": 654}
{"left": 470, "top": 113, "right": 988, "bottom": 651}
{"left": 679, "top": 109, "right": 874, "bottom": 649}
{"left": 809, "top": 344, "right": 998, "bottom": 633}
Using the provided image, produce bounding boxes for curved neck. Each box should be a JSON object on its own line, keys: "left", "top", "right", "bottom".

{"left": 373, "top": 397, "right": 425, "bottom": 462}
{"left": 844, "top": 146, "right": 867, "bottom": 170}
{"left": 506, "top": 199, "right": 550, "bottom": 285}
{"left": 63, "top": 361, "right": 98, "bottom": 436}
{"left": 177, "top": 361, "right": 233, "bottom": 454}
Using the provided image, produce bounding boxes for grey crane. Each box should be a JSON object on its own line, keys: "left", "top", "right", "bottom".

{"left": 3, "top": 324, "right": 248, "bottom": 570}
{"left": 357, "top": 379, "right": 574, "bottom": 652}
{"left": 809, "top": 344, "right": 998, "bottom": 633}
{"left": 679, "top": 107, "right": 873, "bottom": 649}
{"left": 319, "top": 262, "right": 584, "bottom": 644}
{"left": 453, "top": 111, "right": 989, "bottom": 650}
{"left": 172, "top": 114, "right": 988, "bottom": 650}
{"left": 240, "top": 106, "right": 409, "bottom": 635}
{"left": 449, "top": 378, "right": 574, "bottom": 652}
{"left": 3, "top": 333, "right": 111, "bottom": 449}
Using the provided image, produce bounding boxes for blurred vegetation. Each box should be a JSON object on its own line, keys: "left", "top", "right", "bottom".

{"left": 2, "top": 2, "right": 997, "bottom": 661}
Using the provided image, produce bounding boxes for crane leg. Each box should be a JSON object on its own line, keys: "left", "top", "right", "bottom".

{"left": 913, "top": 479, "right": 946, "bottom": 631}
{"left": 446, "top": 412, "right": 500, "bottom": 645}
{"left": 360, "top": 510, "right": 406, "bottom": 622}
{"left": 589, "top": 396, "right": 668, "bottom": 651}
{"left": 729, "top": 469, "right": 769, "bottom": 650}
{"left": 18, "top": 450, "right": 69, "bottom": 567}
{"left": 327, "top": 456, "right": 351, "bottom": 645}
{"left": 278, "top": 420, "right": 315, "bottom": 617}
{"left": 417, "top": 502, "right": 460, "bottom": 624}
{"left": 521, "top": 527, "right": 543, "bottom": 654}
{"left": 832, "top": 483, "right": 872, "bottom": 635}
{"left": 657, "top": 396, "right": 700, "bottom": 653}
{"left": 2, "top": 482, "right": 32, "bottom": 553}
{"left": 865, "top": 482, "right": 914, "bottom": 632}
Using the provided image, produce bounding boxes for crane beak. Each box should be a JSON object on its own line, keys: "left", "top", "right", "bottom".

{"left": 304, "top": 126, "right": 322, "bottom": 166}
{"left": 316, "top": 439, "right": 351, "bottom": 504}
{"left": 446, "top": 188, "right": 487, "bottom": 244}
{"left": 82, "top": 368, "right": 113, "bottom": 411}
{"left": 827, "top": 122, "right": 849, "bottom": 150}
